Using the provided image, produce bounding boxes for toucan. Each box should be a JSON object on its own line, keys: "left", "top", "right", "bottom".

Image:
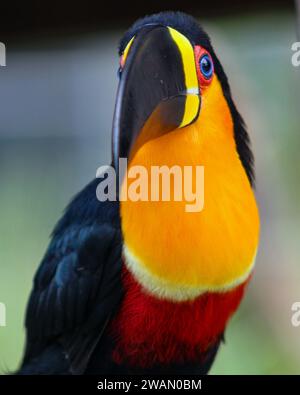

{"left": 18, "top": 11, "right": 260, "bottom": 375}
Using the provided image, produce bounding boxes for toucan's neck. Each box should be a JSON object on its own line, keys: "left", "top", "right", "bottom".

{"left": 120, "top": 77, "right": 259, "bottom": 302}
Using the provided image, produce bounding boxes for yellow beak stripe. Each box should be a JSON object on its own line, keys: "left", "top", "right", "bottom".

{"left": 123, "top": 36, "right": 135, "bottom": 64}
{"left": 168, "top": 27, "right": 200, "bottom": 128}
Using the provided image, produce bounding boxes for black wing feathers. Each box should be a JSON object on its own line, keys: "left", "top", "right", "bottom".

{"left": 22, "top": 179, "right": 123, "bottom": 374}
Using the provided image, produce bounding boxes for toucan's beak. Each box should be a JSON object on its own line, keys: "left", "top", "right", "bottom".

{"left": 112, "top": 25, "right": 200, "bottom": 175}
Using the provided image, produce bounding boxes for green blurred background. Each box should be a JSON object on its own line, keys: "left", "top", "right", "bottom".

{"left": 0, "top": 1, "right": 300, "bottom": 374}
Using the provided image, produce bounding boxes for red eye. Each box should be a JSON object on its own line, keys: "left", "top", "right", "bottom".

{"left": 194, "top": 46, "right": 214, "bottom": 87}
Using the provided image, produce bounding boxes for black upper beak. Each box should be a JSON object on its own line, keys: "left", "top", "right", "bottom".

{"left": 112, "top": 25, "right": 199, "bottom": 179}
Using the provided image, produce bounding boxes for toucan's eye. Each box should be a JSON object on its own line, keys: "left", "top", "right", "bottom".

{"left": 199, "top": 54, "right": 213, "bottom": 80}
{"left": 194, "top": 46, "right": 214, "bottom": 87}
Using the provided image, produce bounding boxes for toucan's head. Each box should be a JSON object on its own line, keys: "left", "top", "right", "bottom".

{"left": 113, "top": 11, "right": 254, "bottom": 185}
{"left": 113, "top": 12, "right": 259, "bottom": 301}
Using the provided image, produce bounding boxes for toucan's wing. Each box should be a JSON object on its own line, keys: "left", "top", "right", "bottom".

{"left": 22, "top": 179, "right": 123, "bottom": 374}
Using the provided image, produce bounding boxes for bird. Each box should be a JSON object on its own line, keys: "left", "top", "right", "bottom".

{"left": 17, "top": 11, "right": 260, "bottom": 375}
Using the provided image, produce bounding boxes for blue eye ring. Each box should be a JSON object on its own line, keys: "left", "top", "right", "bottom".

{"left": 199, "top": 54, "right": 213, "bottom": 80}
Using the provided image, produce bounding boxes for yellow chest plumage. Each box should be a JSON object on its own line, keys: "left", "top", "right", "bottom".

{"left": 120, "top": 77, "right": 260, "bottom": 301}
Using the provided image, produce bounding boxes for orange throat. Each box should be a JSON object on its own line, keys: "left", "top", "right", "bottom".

{"left": 120, "top": 77, "right": 260, "bottom": 301}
